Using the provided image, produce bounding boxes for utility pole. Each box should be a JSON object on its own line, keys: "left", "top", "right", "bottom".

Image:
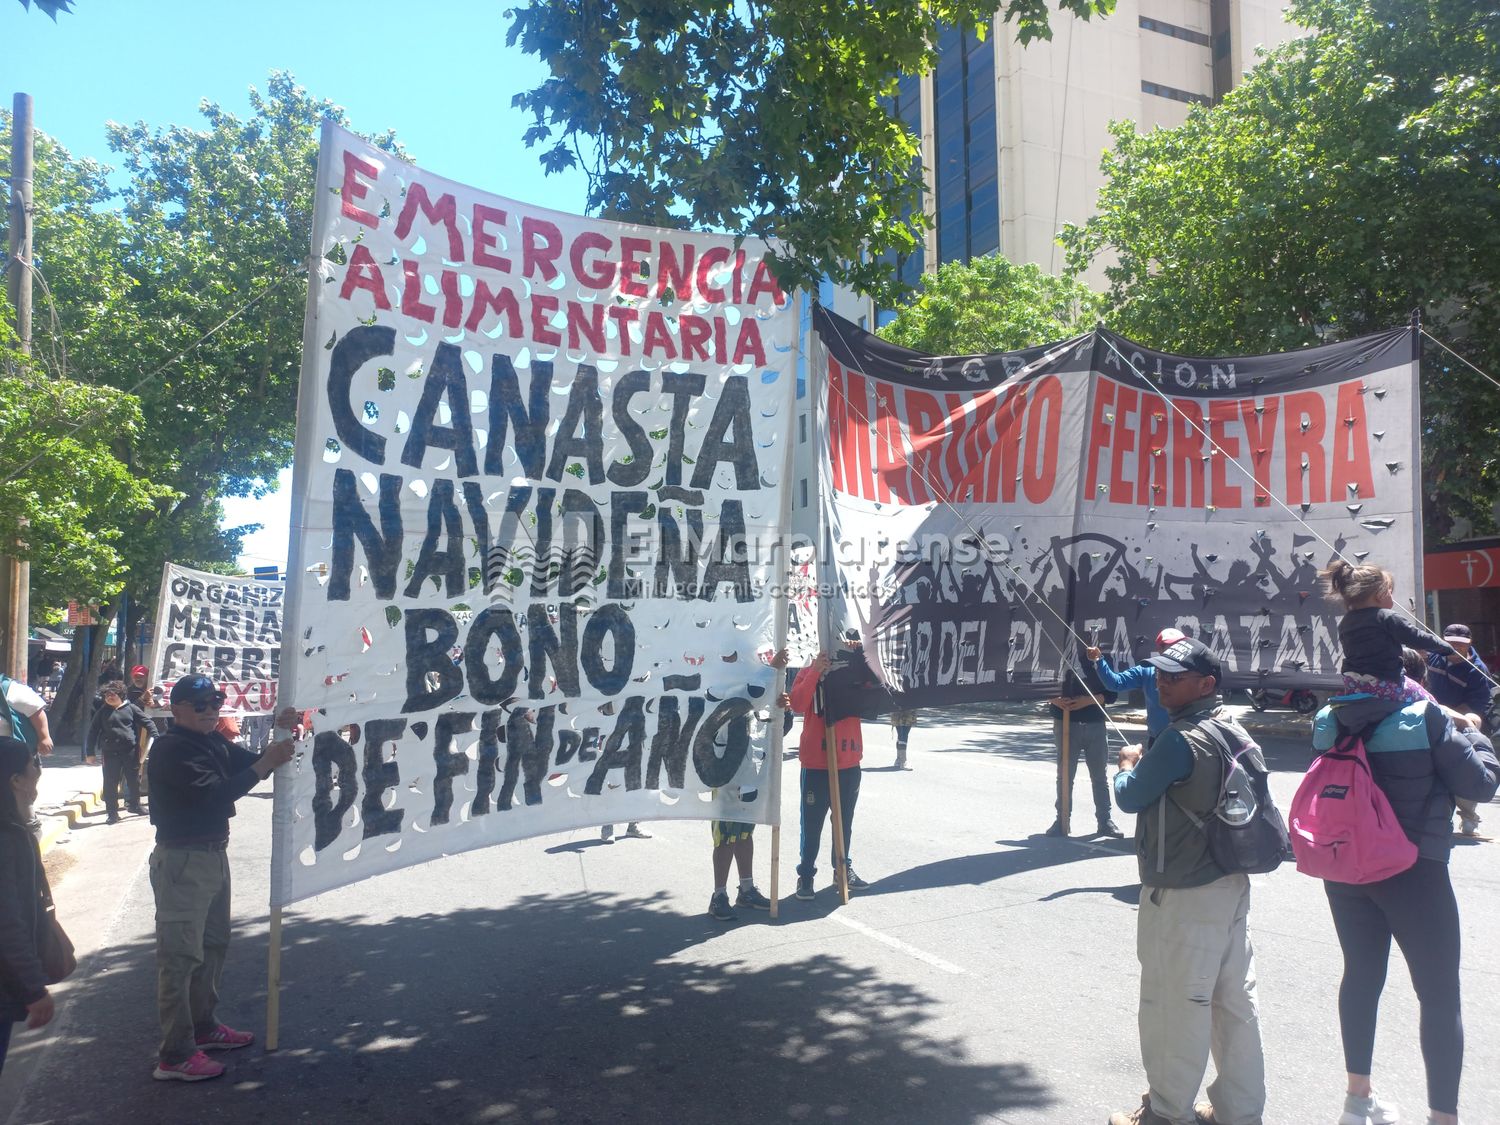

{"left": 2, "top": 93, "right": 35, "bottom": 679}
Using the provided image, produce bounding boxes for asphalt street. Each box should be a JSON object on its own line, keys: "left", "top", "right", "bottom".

{"left": 3, "top": 703, "right": 1497, "bottom": 1125}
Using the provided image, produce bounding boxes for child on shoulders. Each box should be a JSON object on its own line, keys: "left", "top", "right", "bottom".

{"left": 1321, "top": 559, "right": 1453, "bottom": 705}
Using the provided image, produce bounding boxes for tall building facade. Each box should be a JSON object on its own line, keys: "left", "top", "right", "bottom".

{"left": 888, "top": 0, "right": 1304, "bottom": 299}
{"left": 796, "top": 1, "right": 1303, "bottom": 538}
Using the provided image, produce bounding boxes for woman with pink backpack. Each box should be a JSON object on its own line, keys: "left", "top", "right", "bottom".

{"left": 1305, "top": 645, "right": 1498, "bottom": 1125}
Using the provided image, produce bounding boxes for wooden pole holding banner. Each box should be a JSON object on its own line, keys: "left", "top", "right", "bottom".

{"left": 826, "top": 727, "right": 850, "bottom": 903}
{"left": 769, "top": 825, "right": 781, "bottom": 918}
{"left": 265, "top": 906, "right": 283, "bottom": 1050}
{"left": 265, "top": 118, "right": 341, "bottom": 1050}
{"left": 768, "top": 658, "right": 790, "bottom": 920}
{"left": 764, "top": 296, "right": 804, "bottom": 921}
{"left": 822, "top": 682, "right": 850, "bottom": 904}
{"left": 1058, "top": 707, "right": 1072, "bottom": 833}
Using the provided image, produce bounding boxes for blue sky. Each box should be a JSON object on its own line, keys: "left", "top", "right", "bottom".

{"left": 3, "top": 0, "right": 594, "bottom": 571}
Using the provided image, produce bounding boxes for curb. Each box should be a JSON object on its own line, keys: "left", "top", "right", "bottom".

{"left": 34, "top": 786, "right": 105, "bottom": 858}
{"left": 36, "top": 813, "right": 71, "bottom": 857}
{"left": 56, "top": 788, "right": 105, "bottom": 826}
{"left": 1236, "top": 712, "right": 1317, "bottom": 740}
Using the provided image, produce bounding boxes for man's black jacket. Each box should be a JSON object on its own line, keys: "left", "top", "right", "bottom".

{"left": 147, "top": 726, "right": 263, "bottom": 845}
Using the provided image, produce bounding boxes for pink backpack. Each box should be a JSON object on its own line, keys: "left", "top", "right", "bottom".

{"left": 1289, "top": 727, "right": 1418, "bottom": 884}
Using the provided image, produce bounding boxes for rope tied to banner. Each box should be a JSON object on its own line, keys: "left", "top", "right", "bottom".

{"left": 816, "top": 311, "right": 1141, "bottom": 751}
{"left": 1096, "top": 328, "right": 1500, "bottom": 701}
{"left": 816, "top": 309, "right": 1500, "bottom": 747}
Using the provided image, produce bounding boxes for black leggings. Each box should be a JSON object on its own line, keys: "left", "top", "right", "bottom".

{"left": 1325, "top": 859, "right": 1463, "bottom": 1115}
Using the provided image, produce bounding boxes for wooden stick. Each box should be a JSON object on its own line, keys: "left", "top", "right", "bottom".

{"left": 265, "top": 906, "right": 283, "bottom": 1051}
{"left": 769, "top": 824, "right": 781, "bottom": 918}
{"left": 826, "top": 724, "right": 849, "bottom": 904}
{"left": 1059, "top": 708, "right": 1072, "bottom": 833}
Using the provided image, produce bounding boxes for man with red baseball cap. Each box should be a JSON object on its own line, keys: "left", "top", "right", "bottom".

{"left": 1085, "top": 627, "right": 1188, "bottom": 747}
{"left": 125, "top": 665, "right": 153, "bottom": 710}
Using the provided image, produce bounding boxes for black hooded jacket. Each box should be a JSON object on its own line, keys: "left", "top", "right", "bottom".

{"left": 0, "top": 822, "right": 49, "bottom": 1019}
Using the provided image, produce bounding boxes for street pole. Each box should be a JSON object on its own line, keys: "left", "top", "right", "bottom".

{"left": 3, "top": 93, "right": 35, "bottom": 679}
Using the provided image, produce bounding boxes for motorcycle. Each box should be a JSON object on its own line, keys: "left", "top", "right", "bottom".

{"left": 1248, "top": 686, "right": 1320, "bottom": 715}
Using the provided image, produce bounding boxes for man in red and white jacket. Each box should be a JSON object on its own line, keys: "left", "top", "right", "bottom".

{"left": 780, "top": 636, "right": 868, "bottom": 900}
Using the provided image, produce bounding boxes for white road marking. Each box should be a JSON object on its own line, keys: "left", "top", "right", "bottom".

{"left": 830, "top": 911, "right": 966, "bottom": 975}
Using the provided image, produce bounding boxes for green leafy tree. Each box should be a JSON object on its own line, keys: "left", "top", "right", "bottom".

{"left": 507, "top": 0, "right": 1115, "bottom": 303}
{"left": 99, "top": 74, "right": 400, "bottom": 582}
{"left": 3, "top": 74, "right": 405, "bottom": 736}
{"left": 879, "top": 254, "right": 1104, "bottom": 354}
{"left": 0, "top": 338, "right": 163, "bottom": 610}
{"left": 1063, "top": 0, "right": 1500, "bottom": 544}
{"left": 1, "top": 118, "right": 164, "bottom": 621}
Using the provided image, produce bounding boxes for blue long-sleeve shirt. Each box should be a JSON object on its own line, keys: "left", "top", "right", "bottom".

{"left": 1094, "top": 658, "right": 1168, "bottom": 738}
{"left": 1113, "top": 726, "right": 1194, "bottom": 813}
{"left": 1426, "top": 651, "right": 1492, "bottom": 715}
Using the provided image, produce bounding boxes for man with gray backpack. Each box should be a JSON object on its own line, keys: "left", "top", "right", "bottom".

{"left": 1106, "top": 636, "right": 1279, "bottom": 1125}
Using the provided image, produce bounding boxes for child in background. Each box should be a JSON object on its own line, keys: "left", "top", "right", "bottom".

{"left": 889, "top": 708, "right": 918, "bottom": 771}
{"left": 1321, "top": 559, "right": 1453, "bottom": 704}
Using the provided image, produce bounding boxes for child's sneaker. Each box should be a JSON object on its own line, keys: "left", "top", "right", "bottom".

{"left": 152, "top": 1051, "right": 226, "bottom": 1082}
{"left": 1339, "top": 1091, "right": 1399, "bottom": 1125}
{"left": 195, "top": 1023, "right": 254, "bottom": 1051}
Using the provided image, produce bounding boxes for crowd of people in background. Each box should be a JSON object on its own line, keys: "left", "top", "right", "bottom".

{"left": 0, "top": 660, "right": 299, "bottom": 1084}
{"left": 2, "top": 568, "right": 1498, "bottom": 1123}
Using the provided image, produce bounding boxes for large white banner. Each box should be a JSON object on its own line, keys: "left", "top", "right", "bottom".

{"left": 272, "top": 124, "right": 798, "bottom": 906}
{"left": 149, "top": 562, "right": 283, "bottom": 714}
{"left": 813, "top": 309, "right": 1423, "bottom": 705}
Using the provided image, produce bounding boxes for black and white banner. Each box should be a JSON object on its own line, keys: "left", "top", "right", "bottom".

{"left": 149, "top": 562, "right": 283, "bottom": 714}
{"left": 813, "top": 308, "right": 1422, "bottom": 707}
{"left": 271, "top": 125, "right": 798, "bottom": 906}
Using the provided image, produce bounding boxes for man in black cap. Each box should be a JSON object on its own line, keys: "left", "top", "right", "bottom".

{"left": 1106, "top": 637, "right": 1266, "bottom": 1125}
{"left": 146, "top": 676, "right": 295, "bottom": 1083}
{"left": 1427, "top": 624, "right": 1491, "bottom": 717}
{"left": 1429, "top": 625, "right": 1494, "bottom": 836}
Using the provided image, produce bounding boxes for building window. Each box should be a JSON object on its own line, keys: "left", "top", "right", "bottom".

{"left": 1141, "top": 80, "right": 1211, "bottom": 106}
{"left": 799, "top": 413, "right": 808, "bottom": 444}
{"left": 1210, "top": 0, "right": 1233, "bottom": 100}
{"left": 799, "top": 478, "right": 809, "bottom": 509}
{"left": 933, "top": 24, "right": 999, "bottom": 267}
{"left": 1138, "top": 15, "right": 1212, "bottom": 48}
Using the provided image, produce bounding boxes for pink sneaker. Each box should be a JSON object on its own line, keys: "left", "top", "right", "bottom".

{"left": 152, "top": 1051, "right": 225, "bottom": 1082}
{"left": 196, "top": 1023, "right": 255, "bottom": 1051}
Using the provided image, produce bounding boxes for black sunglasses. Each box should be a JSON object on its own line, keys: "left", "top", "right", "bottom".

{"left": 190, "top": 693, "right": 228, "bottom": 713}
{"left": 1157, "top": 670, "right": 1205, "bottom": 685}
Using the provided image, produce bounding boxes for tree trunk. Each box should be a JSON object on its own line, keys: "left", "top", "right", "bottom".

{"left": 50, "top": 614, "right": 113, "bottom": 746}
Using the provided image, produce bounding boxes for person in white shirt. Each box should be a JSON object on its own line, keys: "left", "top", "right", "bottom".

{"left": 1, "top": 676, "right": 54, "bottom": 759}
